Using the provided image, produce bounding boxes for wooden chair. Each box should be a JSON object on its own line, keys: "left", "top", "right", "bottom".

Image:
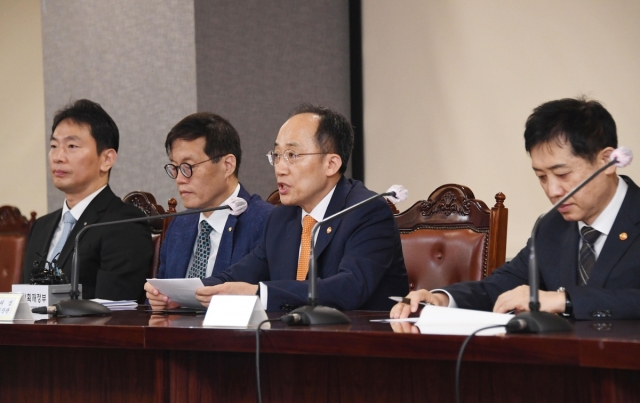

{"left": 267, "top": 189, "right": 281, "bottom": 206}
{"left": 122, "top": 191, "right": 177, "bottom": 281}
{"left": 395, "top": 184, "right": 508, "bottom": 292}
{"left": 0, "top": 206, "right": 36, "bottom": 291}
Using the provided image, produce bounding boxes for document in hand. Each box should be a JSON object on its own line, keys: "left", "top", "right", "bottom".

{"left": 146, "top": 278, "right": 204, "bottom": 309}
{"left": 415, "top": 305, "right": 514, "bottom": 336}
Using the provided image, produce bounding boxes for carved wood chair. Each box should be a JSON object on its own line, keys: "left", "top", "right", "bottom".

{"left": 395, "top": 184, "right": 508, "bottom": 292}
{"left": 122, "top": 191, "right": 177, "bottom": 282}
{"left": 0, "top": 206, "right": 36, "bottom": 291}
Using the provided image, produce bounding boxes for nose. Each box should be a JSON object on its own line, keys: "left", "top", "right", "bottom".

{"left": 175, "top": 170, "right": 190, "bottom": 184}
{"left": 274, "top": 160, "right": 288, "bottom": 177}
{"left": 49, "top": 146, "right": 64, "bottom": 163}
{"left": 546, "top": 176, "right": 566, "bottom": 200}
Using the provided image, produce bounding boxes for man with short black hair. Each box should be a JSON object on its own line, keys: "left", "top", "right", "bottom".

{"left": 392, "top": 97, "right": 640, "bottom": 320}
{"left": 23, "top": 99, "right": 153, "bottom": 301}
{"left": 186, "top": 104, "right": 409, "bottom": 312}
{"left": 144, "top": 113, "right": 273, "bottom": 308}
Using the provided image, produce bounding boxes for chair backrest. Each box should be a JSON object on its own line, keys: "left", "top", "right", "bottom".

{"left": 0, "top": 206, "right": 36, "bottom": 291}
{"left": 395, "top": 184, "right": 508, "bottom": 292}
{"left": 122, "top": 191, "right": 177, "bottom": 281}
{"left": 267, "top": 189, "right": 281, "bottom": 206}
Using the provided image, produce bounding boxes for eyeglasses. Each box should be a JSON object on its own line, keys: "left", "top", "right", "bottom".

{"left": 266, "top": 150, "right": 327, "bottom": 166}
{"left": 164, "top": 155, "right": 224, "bottom": 179}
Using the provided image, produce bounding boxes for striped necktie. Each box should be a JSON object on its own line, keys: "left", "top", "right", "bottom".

{"left": 578, "top": 226, "right": 601, "bottom": 286}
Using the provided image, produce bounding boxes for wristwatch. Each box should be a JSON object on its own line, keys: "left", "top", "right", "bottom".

{"left": 557, "top": 287, "right": 573, "bottom": 317}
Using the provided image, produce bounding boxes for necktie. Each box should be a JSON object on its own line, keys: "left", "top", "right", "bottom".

{"left": 50, "top": 211, "right": 77, "bottom": 262}
{"left": 187, "top": 220, "right": 214, "bottom": 279}
{"left": 578, "top": 226, "right": 601, "bottom": 286}
{"left": 296, "top": 215, "right": 317, "bottom": 281}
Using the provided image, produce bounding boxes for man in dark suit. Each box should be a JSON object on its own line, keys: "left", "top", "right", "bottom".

{"left": 188, "top": 104, "right": 408, "bottom": 312}
{"left": 22, "top": 99, "right": 152, "bottom": 300}
{"left": 391, "top": 97, "right": 640, "bottom": 321}
{"left": 144, "top": 113, "right": 273, "bottom": 308}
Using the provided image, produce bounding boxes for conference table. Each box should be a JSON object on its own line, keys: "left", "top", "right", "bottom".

{"left": 1, "top": 308, "right": 639, "bottom": 403}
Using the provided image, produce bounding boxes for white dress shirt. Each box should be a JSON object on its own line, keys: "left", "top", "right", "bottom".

{"left": 47, "top": 185, "right": 107, "bottom": 262}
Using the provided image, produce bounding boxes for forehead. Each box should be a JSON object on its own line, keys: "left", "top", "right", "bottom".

{"left": 169, "top": 137, "right": 207, "bottom": 160}
{"left": 275, "top": 113, "right": 320, "bottom": 149}
{"left": 530, "top": 140, "right": 589, "bottom": 169}
{"left": 51, "top": 119, "right": 93, "bottom": 141}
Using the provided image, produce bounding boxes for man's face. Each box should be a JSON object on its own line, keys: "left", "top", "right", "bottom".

{"left": 530, "top": 140, "right": 616, "bottom": 225}
{"left": 274, "top": 113, "right": 336, "bottom": 213}
{"left": 169, "top": 137, "right": 230, "bottom": 210}
{"left": 49, "top": 119, "right": 111, "bottom": 197}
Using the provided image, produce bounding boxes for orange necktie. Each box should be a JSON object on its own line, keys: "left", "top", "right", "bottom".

{"left": 296, "top": 215, "right": 317, "bottom": 281}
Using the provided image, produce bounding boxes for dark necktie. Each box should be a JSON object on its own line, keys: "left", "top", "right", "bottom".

{"left": 578, "top": 226, "right": 601, "bottom": 286}
{"left": 187, "top": 220, "right": 213, "bottom": 279}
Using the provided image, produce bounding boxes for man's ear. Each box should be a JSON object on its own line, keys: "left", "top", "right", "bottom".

{"left": 599, "top": 147, "right": 617, "bottom": 174}
{"left": 100, "top": 149, "right": 117, "bottom": 174}
{"left": 222, "top": 154, "right": 237, "bottom": 178}
{"left": 325, "top": 154, "right": 342, "bottom": 177}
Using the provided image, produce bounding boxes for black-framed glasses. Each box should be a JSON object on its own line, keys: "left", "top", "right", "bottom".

{"left": 266, "top": 150, "right": 327, "bottom": 166}
{"left": 164, "top": 155, "right": 224, "bottom": 179}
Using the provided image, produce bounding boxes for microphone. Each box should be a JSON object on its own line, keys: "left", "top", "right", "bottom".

{"left": 38, "top": 196, "right": 248, "bottom": 317}
{"left": 282, "top": 185, "right": 408, "bottom": 326}
{"left": 507, "top": 147, "right": 633, "bottom": 333}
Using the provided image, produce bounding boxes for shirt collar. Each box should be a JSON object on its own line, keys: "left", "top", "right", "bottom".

{"left": 62, "top": 185, "right": 107, "bottom": 221}
{"left": 301, "top": 185, "right": 337, "bottom": 224}
{"left": 578, "top": 176, "right": 628, "bottom": 236}
{"left": 200, "top": 183, "right": 241, "bottom": 234}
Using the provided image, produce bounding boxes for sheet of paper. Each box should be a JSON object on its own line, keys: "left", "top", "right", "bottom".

{"left": 91, "top": 299, "right": 138, "bottom": 311}
{"left": 146, "top": 278, "right": 204, "bottom": 309}
{"left": 415, "top": 305, "right": 513, "bottom": 336}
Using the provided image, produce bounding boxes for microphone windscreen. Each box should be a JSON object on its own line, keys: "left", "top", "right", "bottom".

{"left": 385, "top": 185, "right": 408, "bottom": 204}
{"left": 611, "top": 146, "right": 633, "bottom": 168}
{"left": 227, "top": 197, "right": 248, "bottom": 216}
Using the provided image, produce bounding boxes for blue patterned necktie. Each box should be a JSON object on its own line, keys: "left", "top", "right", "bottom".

{"left": 578, "top": 226, "right": 601, "bottom": 286}
{"left": 50, "top": 211, "right": 77, "bottom": 262}
{"left": 187, "top": 220, "right": 214, "bottom": 279}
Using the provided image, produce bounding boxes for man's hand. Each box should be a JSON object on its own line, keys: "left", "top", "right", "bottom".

{"left": 389, "top": 321, "right": 421, "bottom": 334}
{"left": 389, "top": 289, "right": 450, "bottom": 319}
{"left": 144, "top": 282, "right": 180, "bottom": 311}
{"left": 195, "top": 282, "right": 259, "bottom": 307}
{"left": 493, "top": 285, "right": 565, "bottom": 314}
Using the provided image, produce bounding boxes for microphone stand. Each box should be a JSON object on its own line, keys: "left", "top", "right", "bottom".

{"left": 287, "top": 191, "right": 397, "bottom": 325}
{"left": 58, "top": 205, "right": 233, "bottom": 317}
{"left": 507, "top": 159, "right": 617, "bottom": 333}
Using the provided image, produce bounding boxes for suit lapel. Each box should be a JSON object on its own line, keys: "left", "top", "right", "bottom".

{"left": 589, "top": 179, "right": 640, "bottom": 287}
{"left": 545, "top": 219, "right": 579, "bottom": 288}
{"left": 212, "top": 215, "right": 237, "bottom": 275}
{"left": 38, "top": 210, "right": 63, "bottom": 261}
{"left": 57, "top": 186, "right": 114, "bottom": 269}
{"left": 313, "top": 177, "right": 350, "bottom": 260}
{"left": 173, "top": 214, "right": 199, "bottom": 277}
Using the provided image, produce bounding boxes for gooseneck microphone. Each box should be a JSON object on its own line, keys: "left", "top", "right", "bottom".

{"left": 282, "top": 185, "right": 408, "bottom": 326}
{"left": 507, "top": 146, "right": 633, "bottom": 333}
{"left": 34, "top": 197, "right": 248, "bottom": 317}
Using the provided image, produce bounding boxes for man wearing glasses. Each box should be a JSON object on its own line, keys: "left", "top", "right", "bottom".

{"left": 145, "top": 113, "right": 273, "bottom": 309}
{"left": 190, "top": 104, "right": 408, "bottom": 312}
{"left": 22, "top": 99, "right": 153, "bottom": 300}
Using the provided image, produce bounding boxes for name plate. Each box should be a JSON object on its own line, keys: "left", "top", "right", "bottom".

{"left": 203, "top": 295, "right": 268, "bottom": 328}
{"left": 12, "top": 284, "right": 82, "bottom": 320}
{"left": 0, "top": 293, "right": 34, "bottom": 323}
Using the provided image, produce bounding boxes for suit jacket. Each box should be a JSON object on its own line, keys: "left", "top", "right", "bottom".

{"left": 445, "top": 175, "right": 640, "bottom": 320}
{"left": 156, "top": 184, "right": 274, "bottom": 279}
{"left": 22, "top": 185, "right": 153, "bottom": 301}
{"left": 204, "top": 176, "right": 409, "bottom": 312}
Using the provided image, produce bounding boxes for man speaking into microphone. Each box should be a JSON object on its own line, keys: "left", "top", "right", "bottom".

{"left": 148, "top": 104, "right": 408, "bottom": 312}
{"left": 392, "top": 97, "right": 640, "bottom": 321}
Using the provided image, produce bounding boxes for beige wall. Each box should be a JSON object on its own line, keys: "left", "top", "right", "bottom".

{"left": 0, "top": 0, "right": 47, "bottom": 217}
{"left": 362, "top": 1, "right": 640, "bottom": 258}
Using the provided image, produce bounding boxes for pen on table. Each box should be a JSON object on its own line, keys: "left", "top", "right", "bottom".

{"left": 388, "top": 296, "right": 434, "bottom": 306}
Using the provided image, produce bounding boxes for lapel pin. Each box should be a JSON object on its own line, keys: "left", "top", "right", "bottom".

{"left": 84, "top": 222, "right": 87, "bottom": 226}
{"left": 620, "top": 232, "right": 628, "bottom": 241}
{"left": 326, "top": 227, "right": 332, "bottom": 234}
{"left": 228, "top": 227, "right": 232, "bottom": 232}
